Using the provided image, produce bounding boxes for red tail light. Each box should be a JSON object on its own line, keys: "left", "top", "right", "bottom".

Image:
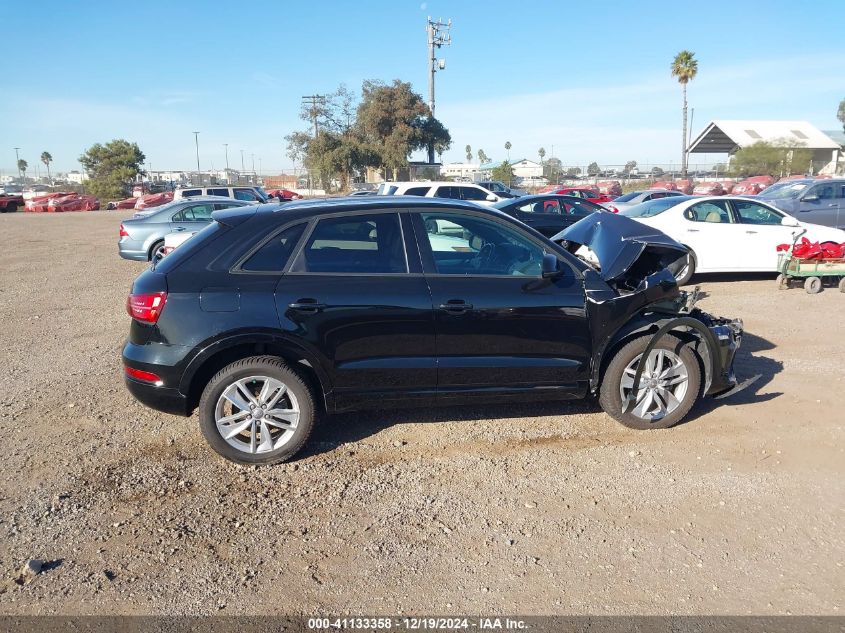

{"left": 608, "top": 205, "right": 619, "bottom": 213}
{"left": 124, "top": 366, "right": 163, "bottom": 385}
{"left": 119, "top": 224, "right": 129, "bottom": 237}
{"left": 127, "top": 291, "right": 167, "bottom": 323}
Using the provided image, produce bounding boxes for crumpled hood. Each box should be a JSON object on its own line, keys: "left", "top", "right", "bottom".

{"left": 552, "top": 212, "right": 689, "bottom": 283}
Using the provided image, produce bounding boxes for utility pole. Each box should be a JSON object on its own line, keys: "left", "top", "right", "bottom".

{"left": 192, "top": 132, "right": 201, "bottom": 183}
{"left": 224, "top": 144, "right": 229, "bottom": 172}
{"left": 14, "top": 147, "right": 21, "bottom": 183}
{"left": 301, "top": 94, "right": 326, "bottom": 140}
{"left": 426, "top": 16, "right": 452, "bottom": 164}
{"left": 251, "top": 153, "right": 255, "bottom": 175}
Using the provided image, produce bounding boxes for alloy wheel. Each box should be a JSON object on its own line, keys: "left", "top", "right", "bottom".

{"left": 619, "top": 349, "right": 689, "bottom": 421}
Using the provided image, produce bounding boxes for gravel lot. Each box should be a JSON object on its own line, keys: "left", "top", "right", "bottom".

{"left": 0, "top": 210, "right": 842, "bottom": 615}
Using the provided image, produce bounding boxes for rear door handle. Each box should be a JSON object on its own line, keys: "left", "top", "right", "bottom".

{"left": 687, "top": 229, "right": 700, "bottom": 232}
{"left": 439, "top": 300, "right": 473, "bottom": 313}
{"left": 289, "top": 300, "right": 326, "bottom": 312}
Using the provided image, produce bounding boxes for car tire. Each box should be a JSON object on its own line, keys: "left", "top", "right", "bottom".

{"left": 3, "top": 203, "right": 16, "bottom": 213}
{"left": 599, "top": 334, "right": 701, "bottom": 430}
{"left": 198, "top": 356, "right": 316, "bottom": 465}
{"left": 149, "top": 240, "right": 165, "bottom": 262}
{"left": 675, "top": 250, "right": 696, "bottom": 286}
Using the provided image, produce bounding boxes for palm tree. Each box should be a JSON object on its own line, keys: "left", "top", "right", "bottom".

{"left": 538, "top": 147, "right": 546, "bottom": 164}
{"left": 17, "top": 159, "right": 28, "bottom": 182}
{"left": 40, "top": 151, "right": 53, "bottom": 184}
{"left": 671, "top": 50, "right": 698, "bottom": 177}
{"left": 465, "top": 144, "right": 472, "bottom": 162}
{"left": 504, "top": 141, "right": 511, "bottom": 162}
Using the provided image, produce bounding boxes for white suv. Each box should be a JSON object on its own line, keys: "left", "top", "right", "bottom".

{"left": 376, "top": 181, "right": 502, "bottom": 205}
{"left": 174, "top": 185, "right": 268, "bottom": 203}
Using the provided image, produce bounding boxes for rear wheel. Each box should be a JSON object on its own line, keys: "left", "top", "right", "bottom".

{"left": 149, "top": 240, "right": 165, "bottom": 261}
{"left": 2, "top": 202, "right": 17, "bottom": 213}
{"left": 599, "top": 334, "right": 701, "bottom": 430}
{"left": 804, "top": 276, "right": 822, "bottom": 294}
{"left": 198, "top": 356, "right": 316, "bottom": 465}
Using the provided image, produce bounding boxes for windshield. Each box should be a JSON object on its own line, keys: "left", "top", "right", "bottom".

{"left": 255, "top": 186, "right": 269, "bottom": 202}
{"left": 621, "top": 196, "right": 689, "bottom": 218}
{"left": 758, "top": 182, "right": 810, "bottom": 200}
{"left": 612, "top": 191, "right": 642, "bottom": 203}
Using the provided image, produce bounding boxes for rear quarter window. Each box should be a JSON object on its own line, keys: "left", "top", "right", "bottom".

{"left": 239, "top": 223, "right": 307, "bottom": 272}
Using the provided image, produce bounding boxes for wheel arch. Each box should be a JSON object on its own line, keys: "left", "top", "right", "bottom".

{"left": 180, "top": 334, "right": 332, "bottom": 415}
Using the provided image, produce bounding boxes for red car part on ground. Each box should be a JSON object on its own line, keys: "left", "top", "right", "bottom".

{"left": 135, "top": 191, "right": 174, "bottom": 210}
{"left": 719, "top": 180, "right": 737, "bottom": 194}
{"left": 539, "top": 186, "right": 615, "bottom": 204}
{"left": 651, "top": 181, "right": 679, "bottom": 192}
{"left": 48, "top": 194, "right": 100, "bottom": 212}
{"left": 733, "top": 175, "right": 776, "bottom": 196}
{"left": 268, "top": 188, "right": 301, "bottom": 200}
{"left": 108, "top": 197, "right": 139, "bottom": 210}
{"left": 595, "top": 180, "right": 623, "bottom": 198}
{"left": 692, "top": 182, "right": 725, "bottom": 196}
{"left": 777, "top": 238, "right": 845, "bottom": 260}
{"left": 25, "top": 192, "right": 75, "bottom": 212}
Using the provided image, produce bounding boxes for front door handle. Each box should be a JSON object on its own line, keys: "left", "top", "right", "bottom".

{"left": 687, "top": 228, "right": 700, "bottom": 233}
{"left": 439, "top": 300, "right": 473, "bottom": 313}
{"left": 745, "top": 230, "right": 758, "bottom": 234}
{"left": 289, "top": 300, "right": 326, "bottom": 312}
{"left": 175, "top": 227, "right": 186, "bottom": 231}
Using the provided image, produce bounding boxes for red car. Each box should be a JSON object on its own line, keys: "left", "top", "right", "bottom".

{"left": 539, "top": 186, "right": 615, "bottom": 204}
{"left": 135, "top": 191, "right": 174, "bottom": 210}
{"left": 595, "top": 180, "right": 623, "bottom": 198}
{"left": 25, "top": 192, "right": 74, "bottom": 212}
{"left": 651, "top": 181, "right": 679, "bottom": 192}
{"left": 692, "top": 182, "right": 725, "bottom": 196}
{"left": 48, "top": 194, "right": 100, "bottom": 212}
{"left": 732, "top": 175, "right": 775, "bottom": 196}
{"left": 268, "top": 188, "right": 301, "bottom": 201}
{"left": 718, "top": 180, "right": 737, "bottom": 194}
{"left": 0, "top": 193, "right": 24, "bottom": 213}
{"left": 674, "top": 179, "right": 694, "bottom": 195}
{"left": 108, "top": 197, "right": 140, "bottom": 210}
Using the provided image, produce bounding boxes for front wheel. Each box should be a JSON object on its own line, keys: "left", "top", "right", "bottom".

{"left": 599, "top": 334, "right": 702, "bottom": 430}
{"left": 198, "top": 356, "right": 316, "bottom": 465}
{"left": 675, "top": 251, "right": 696, "bottom": 286}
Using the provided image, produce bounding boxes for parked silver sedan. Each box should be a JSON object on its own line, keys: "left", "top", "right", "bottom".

{"left": 606, "top": 189, "right": 685, "bottom": 213}
{"left": 118, "top": 196, "right": 252, "bottom": 261}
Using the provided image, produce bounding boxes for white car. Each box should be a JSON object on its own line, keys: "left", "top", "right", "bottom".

{"left": 376, "top": 181, "right": 503, "bottom": 205}
{"left": 158, "top": 229, "right": 198, "bottom": 259}
{"left": 23, "top": 186, "right": 51, "bottom": 200}
{"left": 621, "top": 195, "right": 845, "bottom": 284}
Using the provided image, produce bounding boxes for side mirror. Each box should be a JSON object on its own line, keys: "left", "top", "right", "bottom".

{"left": 802, "top": 194, "right": 819, "bottom": 202}
{"left": 781, "top": 216, "right": 800, "bottom": 227}
{"left": 486, "top": 194, "right": 497, "bottom": 202}
{"left": 541, "top": 253, "right": 562, "bottom": 278}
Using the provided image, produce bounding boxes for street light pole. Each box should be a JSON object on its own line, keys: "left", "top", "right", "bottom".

{"left": 14, "top": 147, "right": 21, "bottom": 183}
{"left": 224, "top": 143, "right": 229, "bottom": 172}
{"left": 192, "top": 132, "right": 201, "bottom": 182}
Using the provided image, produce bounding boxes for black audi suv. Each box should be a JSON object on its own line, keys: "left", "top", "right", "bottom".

{"left": 123, "top": 196, "right": 742, "bottom": 464}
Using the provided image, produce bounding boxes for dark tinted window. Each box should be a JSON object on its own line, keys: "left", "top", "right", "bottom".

{"left": 733, "top": 200, "right": 783, "bottom": 225}
{"left": 292, "top": 213, "right": 406, "bottom": 274}
{"left": 209, "top": 188, "right": 229, "bottom": 197}
{"left": 184, "top": 204, "right": 214, "bottom": 221}
{"left": 181, "top": 189, "right": 201, "bottom": 197}
{"left": 460, "top": 186, "right": 489, "bottom": 201}
{"left": 404, "top": 186, "right": 430, "bottom": 196}
{"left": 241, "top": 223, "right": 307, "bottom": 272}
{"left": 234, "top": 188, "right": 259, "bottom": 201}
{"left": 517, "top": 199, "right": 561, "bottom": 214}
{"left": 433, "top": 186, "right": 459, "bottom": 199}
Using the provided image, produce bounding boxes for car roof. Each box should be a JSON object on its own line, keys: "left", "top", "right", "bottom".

{"left": 180, "top": 195, "right": 251, "bottom": 202}
{"left": 386, "top": 181, "right": 485, "bottom": 187}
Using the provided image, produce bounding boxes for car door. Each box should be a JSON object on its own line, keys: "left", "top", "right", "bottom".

{"left": 412, "top": 209, "right": 592, "bottom": 403}
{"left": 171, "top": 203, "right": 216, "bottom": 234}
{"left": 730, "top": 199, "right": 799, "bottom": 271}
{"left": 679, "top": 200, "right": 744, "bottom": 271}
{"left": 799, "top": 183, "right": 845, "bottom": 228}
{"left": 273, "top": 210, "right": 437, "bottom": 412}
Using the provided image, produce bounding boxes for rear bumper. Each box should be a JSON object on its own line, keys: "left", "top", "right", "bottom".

{"left": 118, "top": 238, "right": 148, "bottom": 261}
{"left": 124, "top": 376, "right": 191, "bottom": 416}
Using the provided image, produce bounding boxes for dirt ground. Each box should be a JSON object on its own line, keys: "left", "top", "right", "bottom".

{"left": 0, "top": 210, "right": 842, "bottom": 616}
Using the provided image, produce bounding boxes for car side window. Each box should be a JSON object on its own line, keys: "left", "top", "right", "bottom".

{"left": 517, "top": 200, "right": 559, "bottom": 214}
{"left": 291, "top": 213, "right": 407, "bottom": 274}
{"left": 419, "top": 212, "right": 546, "bottom": 277}
{"left": 404, "top": 186, "right": 430, "bottom": 196}
{"left": 240, "top": 223, "right": 307, "bottom": 272}
{"left": 171, "top": 209, "right": 186, "bottom": 222}
{"left": 233, "top": 188, "right": 259, "bottom": 201}
{"left": 733, "top": 201, "right": 783, "bottom": 225}
{"left": 813, "top": 184, "right": 835, "bottom": 200}
{"left": 460, "top": 187, "right": 488, "bottom": 201}
{"left": 433, "top": 186, "right": 458, "bottom": 199}
{"left": 186, "top": 204, "right": 214, "bottom": 221}
{"left": 685, "top": 201, "right": 732, "bottom": 223}
{"left": 209, "top": 188, "right": 229, "bottom": 197}
{"left": 181, "top": 189, "right": 201, "bottom": 197}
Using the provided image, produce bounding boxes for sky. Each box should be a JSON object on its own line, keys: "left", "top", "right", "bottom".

{"left": 2, "top": 0, "right": 844, "bottom": 177}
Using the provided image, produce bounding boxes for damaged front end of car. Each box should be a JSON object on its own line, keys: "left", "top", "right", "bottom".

{"left": 553, "top": 213, "right": 744, "bottom": 403}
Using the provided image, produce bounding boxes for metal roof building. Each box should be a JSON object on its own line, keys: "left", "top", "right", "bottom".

{"left": 688, "top": 120, "right": 842, "bottom": 174}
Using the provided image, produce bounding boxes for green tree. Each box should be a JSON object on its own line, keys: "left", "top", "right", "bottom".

{"left": 79, "top": 139, "right": 145, "bottom": 200}
{"left": 712, "top": 162, "right": 727, "bottom": 175}
{"left": 566, "top": 167, "right": 582, "bottom": 177}
{"left": 623, "top": 160, "right": 638, "bottom": 175}
{"left": 538, "top": 147, "right": 546, "bottom": 164}
{"left": 587, "top": 161, "right": 600, "bottom": 176}
{"left": 543, "top": 157, "right": 562, "bottom": 181}
{"left": 491, "top": 161, "right": 514, "bottom": 186}
{"left": 504, "top": 141, "right": 511, "bottom": 161}
{"left": 838, "top": 98, "right": 845, "bottom": 133}
{"left": 651, "top": 166, "right": 665, "bottom": 177}
{"left": 357, "top": 79, "right": 451, "bottom": 180}
{"left": 477, "top": 149, "right": 489, "bottom": 165}
{"left": 729, "top": 140, "right": 812, "bottom": 177}
{"left": 671, "top": 50, "right": 698, "bottom": 177}
{"left": 40, "top": 152, "right": 53, "bottom": 183}
{"left": 465, "top": 144, "right": 472, "bottom": 162}
{"left": 17, "top": 159, "right": 27, "bottom": 181}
